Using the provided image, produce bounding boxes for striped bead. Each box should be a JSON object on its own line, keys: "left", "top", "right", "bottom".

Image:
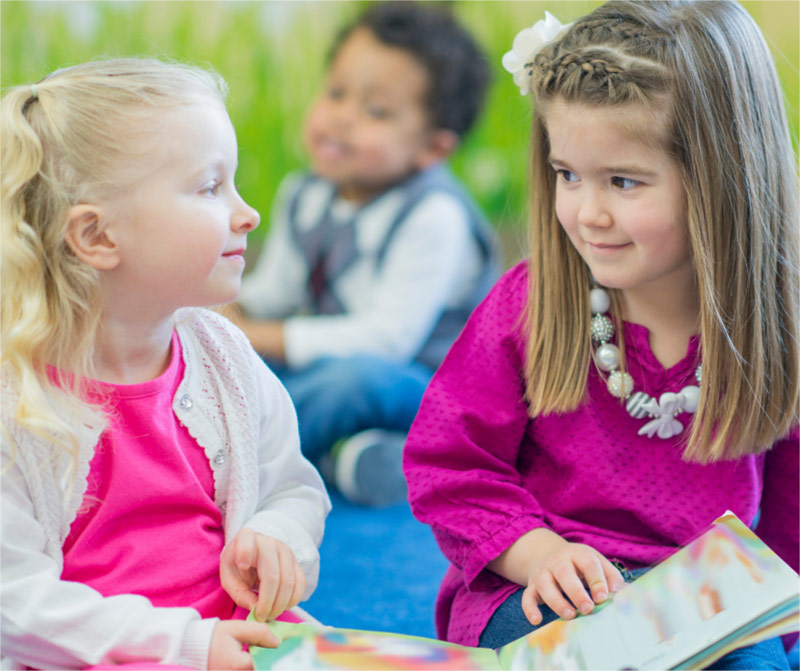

{"left": 626, "top": 391, "right": 651, "bottom": 418}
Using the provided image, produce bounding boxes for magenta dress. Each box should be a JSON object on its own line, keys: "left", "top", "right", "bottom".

{"left": 403, "top": 261, "right": 799, "bottom": 647}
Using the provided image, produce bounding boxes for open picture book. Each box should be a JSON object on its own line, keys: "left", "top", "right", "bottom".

{"left": 250, "top": 512, "right": 799, "bottom": 670}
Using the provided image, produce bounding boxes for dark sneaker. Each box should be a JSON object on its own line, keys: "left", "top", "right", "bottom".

{"left": 333, "top": 429, "right": 408, "bottom": 507}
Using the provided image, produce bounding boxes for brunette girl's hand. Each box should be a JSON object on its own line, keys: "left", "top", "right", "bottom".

{"left": 521, "top": 542, "right": 625, "bottom": 625}
{"left": 220, "top": 528, "right": 306, "bottom": 622}
{"left": 208, "top": 619, "right": 279, "bottom": 670}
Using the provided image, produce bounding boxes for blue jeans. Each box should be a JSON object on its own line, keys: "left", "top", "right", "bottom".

{"left": 479, "top": 573, "right": 790, "bottom": 670}
{"left": 268, "top": 355, "right": 433, "bottom": 462}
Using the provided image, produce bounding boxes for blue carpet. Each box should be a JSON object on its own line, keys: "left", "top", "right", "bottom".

{"left": 303, "top": 490, "right": 448, "bottom": 638}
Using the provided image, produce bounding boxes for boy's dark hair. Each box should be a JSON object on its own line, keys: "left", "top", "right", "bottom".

{"left": 331, "top": 1, "right": 490, "bottom": 138}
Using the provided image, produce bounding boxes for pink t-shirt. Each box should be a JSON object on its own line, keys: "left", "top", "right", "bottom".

{"left": 61, "top": 333, "right": 236, "bottom": 620}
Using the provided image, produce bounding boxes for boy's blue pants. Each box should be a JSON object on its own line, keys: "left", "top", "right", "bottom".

{"left": 267, "top": 355, "right": 432, "bottom": 462}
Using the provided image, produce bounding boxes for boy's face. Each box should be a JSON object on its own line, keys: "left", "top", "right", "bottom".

{"left": 304, "top": 27, "right": 438, "bottom": 202}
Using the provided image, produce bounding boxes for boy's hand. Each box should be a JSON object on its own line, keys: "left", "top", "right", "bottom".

{"left": 208, "top": 619, "right": 279, "bottom": 670}
{"left": 521, "top": 542, "right": 624, "bottom": 625}
{"left": 220, "top": 528, "right": 306, "bottom": 621}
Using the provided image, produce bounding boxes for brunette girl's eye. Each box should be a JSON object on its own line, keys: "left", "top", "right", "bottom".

{"left": 611, "top": 176, "right": 639, "bottom": 190}
{"left": 554, "top": 168, "right": 579, "bottom": 183}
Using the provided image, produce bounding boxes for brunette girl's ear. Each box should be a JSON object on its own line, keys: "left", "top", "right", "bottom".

{"left": 415, "top": 128, "right": 460, "bottom": 170}
{"left": 64, "top": 204, "right": 120, "bottom": 270}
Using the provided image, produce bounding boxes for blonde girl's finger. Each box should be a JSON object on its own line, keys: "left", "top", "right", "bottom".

{"left": 266, "top": 544, "right": 297, "bottom": 621}
{"left": 288, "top": 562, "right": 307, "bottom": 611}
{"left": 235, "top": 528, "right": 258, "bottom": 575}
{"left": 230, "top": 619, "right": 280, "bottom": 649}
{"left": 254, "top": 544, "right": 281, "bottom": 622}
{"left": 220, "top": 559, "right": 258, "bottom": 612}
{"left": 520, "top": 584, "right": 543, "bottom": 626}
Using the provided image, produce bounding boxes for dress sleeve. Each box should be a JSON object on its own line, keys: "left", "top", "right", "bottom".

{"left": 755, "top": 425, "right": 799, "bottom": 573}
{"left": 241, "top": 348, "right": 331, "bottom": 599}
{"left": 403, "top": 262, "right": 551, "bottom": 587}
{"left": 0, "top": 441, "right": 215, "bottom": 670}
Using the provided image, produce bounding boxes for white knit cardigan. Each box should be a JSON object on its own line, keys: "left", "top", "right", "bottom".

{"left": 1, "top": 308, "right": 330, "bottom": 670}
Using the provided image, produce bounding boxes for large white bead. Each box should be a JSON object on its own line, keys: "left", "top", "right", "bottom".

{"left": 607, "top": 371, "right": 633, "bottom": 398}
{"left": 590, "top": 287, "right": 611, "bottom": 315}
{"left": 681, "top": 385, "right": 700, "bottom": 413}
{"left": 595, "top": 343, "right": 620, "bottom": 372}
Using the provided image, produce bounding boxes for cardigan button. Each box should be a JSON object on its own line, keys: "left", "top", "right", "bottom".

{"left": 213, "top": 449, "right": 226, "bottom": 466}
{"left": 179, "top": 394, "right": 193, "bottom": 409}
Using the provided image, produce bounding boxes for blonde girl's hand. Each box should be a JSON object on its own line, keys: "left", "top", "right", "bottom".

{"left": 208, "top": 619, "right": 279, "bottom": 670}
{"left": 521, "top": 542, "right": 625, "bottom": 626}
{"left": 220, "top": 528, "right": 307, "bottom": 622}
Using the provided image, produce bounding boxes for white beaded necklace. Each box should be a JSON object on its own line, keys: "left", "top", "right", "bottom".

{"left": 590, "top": 286, "right": 702, "bottom": 440}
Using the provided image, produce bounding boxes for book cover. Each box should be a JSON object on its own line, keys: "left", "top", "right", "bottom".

{"left": 250, "top": 512, "right": 799, "bottom": 670}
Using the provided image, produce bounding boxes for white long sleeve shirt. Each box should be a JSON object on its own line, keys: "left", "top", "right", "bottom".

{"left": 237, "top": 171, "right": 487, "bottom": 369}
{"left": 0, "top": 308, "right": 331, "bottom": 670}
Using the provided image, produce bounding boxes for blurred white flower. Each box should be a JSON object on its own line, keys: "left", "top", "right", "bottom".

{"left": 501, "top": 12, "right": 572, "bottom": 95}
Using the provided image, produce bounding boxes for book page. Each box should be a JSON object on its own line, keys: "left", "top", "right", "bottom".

{"left": 496, "top": 513, "right": 799, "bottom": 670}
{"left": 251, "top": 621, "right": 502, "bottom": 670}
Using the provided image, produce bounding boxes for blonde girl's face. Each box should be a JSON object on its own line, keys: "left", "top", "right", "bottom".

{"left": 303, "top": 27, "right": 436, "bottom": 202}
{"left": 106, "top": 102, "right": 260, "bottom": 315}
{"left": 546, "top": 99, "right": 692, "bottom": 304}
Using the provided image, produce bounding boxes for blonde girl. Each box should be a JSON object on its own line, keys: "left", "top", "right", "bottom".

{"left": 1, "top": 58, "right": 330, "bottom": 670}
{"left": 404, "top": 1, "right": 798, "bottom": 669}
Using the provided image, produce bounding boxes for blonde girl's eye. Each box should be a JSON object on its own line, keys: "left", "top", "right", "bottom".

{"left": 611, "top": 176, "right": 639, "bottom": 190}
{"left": 201, "top": 181, "right": 221, "bottom": 197}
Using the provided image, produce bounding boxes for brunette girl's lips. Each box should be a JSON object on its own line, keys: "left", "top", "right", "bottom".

{"left": 222, "top": 248, "right": 245, "bottom": 257}
{"left": 588, "top": 242, "right": 631, "bottom": 251}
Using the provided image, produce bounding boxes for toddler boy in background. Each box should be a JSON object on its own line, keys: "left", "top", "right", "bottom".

{"left": 233, "top": 1, "right": 496, "bottom": 507}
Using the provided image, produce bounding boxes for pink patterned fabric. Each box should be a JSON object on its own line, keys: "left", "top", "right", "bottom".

{"left": 403, "top": 261, "right": 799, "bottom": 647}
{"left": 62, "top": 332, "right": 236, "bottom": 620}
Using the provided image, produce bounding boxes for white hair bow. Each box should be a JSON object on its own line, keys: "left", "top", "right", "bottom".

{"left": 501, "top": 12, "right": 573, "bottom": 95}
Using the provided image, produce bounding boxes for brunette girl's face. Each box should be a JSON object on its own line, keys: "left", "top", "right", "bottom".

{"left": 545, "top": 98, "right": 692, "bottom": 303}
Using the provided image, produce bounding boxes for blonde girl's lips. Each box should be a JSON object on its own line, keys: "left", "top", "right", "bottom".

{"left": 222, "top": 249, "right": 245, "bottom": 262}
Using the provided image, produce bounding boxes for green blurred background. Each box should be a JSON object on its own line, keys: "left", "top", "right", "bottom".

{"left": 2, "top": 1, "right": 798, "bottom": 251}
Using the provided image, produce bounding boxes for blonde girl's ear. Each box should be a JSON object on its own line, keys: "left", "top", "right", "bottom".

{"left": 64, "top": 204, "right": 120, "bottom": 270}
{"left": 415, "top": 128, "right": 460, "bottom": 170}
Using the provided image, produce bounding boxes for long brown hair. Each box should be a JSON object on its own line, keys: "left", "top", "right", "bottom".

{"left": 523, "top": 0, "right": 798, "bottom": 462}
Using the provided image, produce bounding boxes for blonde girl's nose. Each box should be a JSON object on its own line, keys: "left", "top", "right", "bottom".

{"left": 233, "top": 199, "right": 260, "bottom": 232}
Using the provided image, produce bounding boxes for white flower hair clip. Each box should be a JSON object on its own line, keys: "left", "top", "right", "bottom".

{"left": 502, "top": 12, "right": 573, "bottom": 95}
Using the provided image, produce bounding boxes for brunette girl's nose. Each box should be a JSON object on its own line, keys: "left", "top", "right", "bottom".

{"left": 577, "top": 190, "right": 612, "bottom": 228}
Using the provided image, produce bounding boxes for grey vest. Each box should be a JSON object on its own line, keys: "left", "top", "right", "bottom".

{"left": 287, "top": 165, "right": 499, "bottom": 369}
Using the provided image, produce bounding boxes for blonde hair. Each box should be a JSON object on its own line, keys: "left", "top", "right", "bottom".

{"left": 524, "top": 0, "right": 799, "bottom": 462}
{"left": 1, "top": 58, "right": 228, "bottom": 468}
